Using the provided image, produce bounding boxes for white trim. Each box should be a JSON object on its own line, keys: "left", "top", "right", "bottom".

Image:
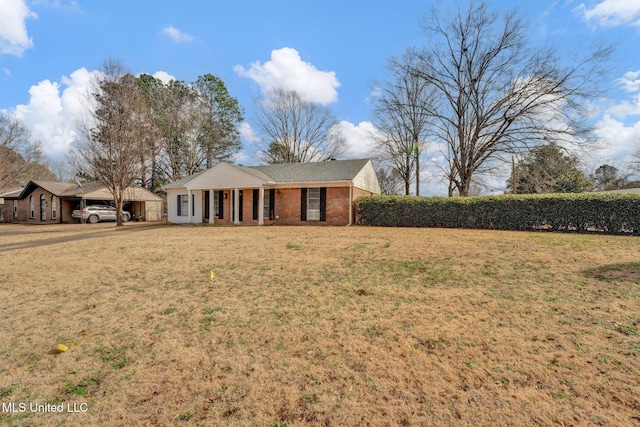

{"left": 258, "top": 186, "right": 265, "bottom": 225}
{"left": 348, "top": 183, "right": 353, "bottom": 226}
{"left": 233, "top": 188, "right": 240, "bottom": 225}
{"left": 209, "top": 189, "right": 215, "bottom": 224}
{"left": 271, "top": 180, "right": 351, "bottom": 189}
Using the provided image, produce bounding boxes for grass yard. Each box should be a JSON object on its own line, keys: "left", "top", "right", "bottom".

{"left": 0, "top": 223, "right": 639, "bottom": 426}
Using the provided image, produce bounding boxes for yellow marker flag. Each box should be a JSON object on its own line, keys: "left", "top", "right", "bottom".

{"left": 210, "top": 270, "right": 216, "bottom": 281}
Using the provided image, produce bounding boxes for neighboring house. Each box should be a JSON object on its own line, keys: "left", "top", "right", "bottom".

{"left": 2, "top": 181, "right": 76, "bottom": 224}
{"left": 0, "top": 188, "right": 22, "bottom": 223}
{"left": 164, "top": 159, "right": 381, "bottom": 226}
{"left": 1, "top": 180, "right": 164, "bottom": 224}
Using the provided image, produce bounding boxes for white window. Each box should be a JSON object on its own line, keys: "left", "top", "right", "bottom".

{"left": 29, "top": 196, "right": 34, "bottom": 218}
{"left": 263, "top": 190, "right": 270, "bottom": 219}
{"left": 178, "top": 194, "right": 189, "bottom": 217}
{"left": 307, "top": 188, "right": 320, "bottom": 220}
{"left": 214, "top": 191, "right": 219, "bottom": 216}
{"left": 13, "top": 200, "right": 17, "bottom": 218}
{"left": 40, "top": 195, "right": 46, "bottom": 221}
{"left": 52, "top": 197, "right": 57, "bottom": 219}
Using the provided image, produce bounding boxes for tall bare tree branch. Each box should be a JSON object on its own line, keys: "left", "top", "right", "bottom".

{"left": 0, "top": 114, "right": 42, "bottom": 190}
{"left": 255, "top": 88, "right": 345, "bottom": 163}
{"left": 372, "top": 49, "right": 435, "bottom": 195}
{"left": 74, "top": 59, "right": 150, "bottom": 226}
{"left": 409, "top": 1, "right": 611, "bottom": 196}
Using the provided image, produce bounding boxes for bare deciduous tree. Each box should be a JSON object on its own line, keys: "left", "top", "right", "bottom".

{"left": 255, "top": 88, "right": 345, "bottom": 163}
{"left": 409, "top": 1, "right": 610, "bottom": 196}
{"left": 375, "top": 166, "right": 404, "bottom": 195}
{"left": 0, "top": 114, "right": 42, "bottom": 190}
{"left": 74, "top": 59, "right": 150, "bottom": 226}
{"left": 372, "top": 49, "right": 434, "bottom": 195}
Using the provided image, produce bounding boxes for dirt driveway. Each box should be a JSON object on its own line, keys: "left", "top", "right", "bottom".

{"left": 0, "top": 222, "right": 164, "bottom": 252}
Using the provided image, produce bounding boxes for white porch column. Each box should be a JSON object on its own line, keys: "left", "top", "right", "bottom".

{"left": 209, "top": 189, "right": 215, "bottom": 224}
{"left": 258, "top": 186, "right": 265, "bottom": 225}
{"left": 187, "top": 189, "right": 193, "bottom": 224}
{"left": 233, "top": 188, "right": 240, "bottom": 225}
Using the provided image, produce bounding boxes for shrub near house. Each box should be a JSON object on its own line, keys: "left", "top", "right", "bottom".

{"left": 355, "top": 193, "right": 640, "bottom": 235}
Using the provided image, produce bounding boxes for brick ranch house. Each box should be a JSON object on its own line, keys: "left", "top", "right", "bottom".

{"left": 1, "top": 180, "right": 163, "bottom": 224}
{"left": 164, "top": 159, "right": 381, "bottom": 226}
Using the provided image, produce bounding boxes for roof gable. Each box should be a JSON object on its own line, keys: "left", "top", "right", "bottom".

{"left": 182, "top": 162, "right": 271, "bottom": 190}
{"left": 17, "top": 181, "right": 76, "bottom": 199}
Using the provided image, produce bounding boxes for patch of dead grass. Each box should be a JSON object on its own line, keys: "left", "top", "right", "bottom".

{"left": 0, "top": 224, "right": 639, "bottom": 426}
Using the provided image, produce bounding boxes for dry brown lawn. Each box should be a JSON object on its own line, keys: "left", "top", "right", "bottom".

{"left": 0, "top": 223, "right": 639, "bottom": 426}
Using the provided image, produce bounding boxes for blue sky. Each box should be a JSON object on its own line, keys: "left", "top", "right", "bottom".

{"left": 1, "top": 0, "right": 640, "bottom": 194}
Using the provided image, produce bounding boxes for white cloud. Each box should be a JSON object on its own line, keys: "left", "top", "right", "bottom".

{"left": 608, "top": 96, "right": 640, "bottom": 118}
{"left": 151, "top": 71, "right": 175, "bottom": 84}
{"left": 580, "top": 0, "right": 640, "bottom": 27}
{"left": 234, "top": 47, "right": 340, "bottom": 105}
{"left": 12, "top": 67, "right": 98, "bottom": 159}
{"left": 9, "top": 67, "right": 183, "bottom": 161}
{"left": 605, "top": 70, "right": 640, "bottom": 119}
{"left": 160, "top": 25, "right": 195, "bottom": 43}
{"left": 32, "top": 0, "right": 82, "bottom": 13}
{"left": 238, "top": 122, "right": 261, "bottom": 144}
{"left": 593, "top": 114, "right": 640, "bottom": 162}
{"left": 0, "top": 0, "right": 37, "bottom": 56}
{"left": 335, "top": 121, "right": 378, "bottom": 159}
{"left": 619, "top": 70, "right": 640, "bottom": 93}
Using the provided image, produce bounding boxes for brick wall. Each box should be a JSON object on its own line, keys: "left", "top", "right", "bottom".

{"left": 272, "top": 187, "right": 351, "bottom": 226}
{"left": 14, "top": 188, "right": 63, "bottom": 224}
{"left": 200, "top": 185, "right": 377, "bottom": 226}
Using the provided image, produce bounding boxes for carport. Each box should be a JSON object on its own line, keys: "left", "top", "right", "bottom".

{"left": 62, "top": 181, "right": 164, "bottom": 222}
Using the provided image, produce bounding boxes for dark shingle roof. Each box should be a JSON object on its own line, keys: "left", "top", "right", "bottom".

{"left": 249, "top": 159, "right": 370, "bottom": 183}
{"left": 34, "top": 181, "right": 77, "bottom": 195}
{"left": 16, "top": 181, "right": 77, "bottom": 199}
{"left": 0, "top": 188, "right": 23, "bottom": 199}
{"left": 164, "top": 159, "right": 373, "bottom": 188}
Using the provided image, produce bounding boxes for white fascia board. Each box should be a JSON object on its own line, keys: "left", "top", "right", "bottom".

{"left": 271, "top": 180, "right": 352, "bottom": 188}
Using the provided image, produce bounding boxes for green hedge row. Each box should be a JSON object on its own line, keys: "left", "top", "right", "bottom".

{"left": 355, "top": 193, "right": 640, "bottom": 235}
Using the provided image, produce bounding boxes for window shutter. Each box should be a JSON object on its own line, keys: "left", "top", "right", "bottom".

{"left": 218, "top": 190, "right": 224, "bottom": 219}
{"left": 300, "top": 188, "right": 307, "bottom": 221}
{"left": 320, "top": 187, "right": 327, "bottom": 222}
{"left": 252, "top": 189, "right": 259, "bottom": 220}
{"left": 269, "top": 189, "right": 275, "bottom": 220}
{"left": 177, "top": 195, "right": 182, "bottom": 216}
{"left": 191, "top": 194, "right": 195, "bottom": 216}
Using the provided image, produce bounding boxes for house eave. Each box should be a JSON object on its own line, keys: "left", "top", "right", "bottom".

{"left": 270, "top": 180, "right": 353, "bottom": 189}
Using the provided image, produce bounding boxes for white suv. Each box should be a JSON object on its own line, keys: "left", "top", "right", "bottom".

{"left": 72, "top": 205, "right": 131, "bottom": 223}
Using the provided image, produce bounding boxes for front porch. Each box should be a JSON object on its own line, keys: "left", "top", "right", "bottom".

{"left": 174, "top": 186, "right": 276, "bottom": 225}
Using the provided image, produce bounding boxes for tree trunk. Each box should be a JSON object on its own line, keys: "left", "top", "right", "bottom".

{"left": 415, "top": 149, "right": 420, "bottom": 196}
{"left": 114, "top": 187, "right": 123, "bottom": 227}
